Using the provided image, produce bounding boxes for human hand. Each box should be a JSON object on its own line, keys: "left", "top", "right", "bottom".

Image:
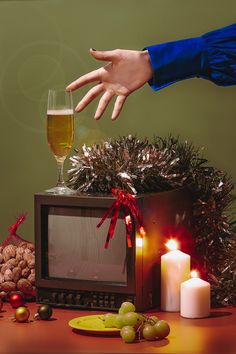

{"left": 66, "top": 48, "right": 152, "bottom": 121}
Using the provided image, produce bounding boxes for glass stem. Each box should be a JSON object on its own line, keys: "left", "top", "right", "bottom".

{"left": 56, "top": 159, "right": 65, "bottom": 187}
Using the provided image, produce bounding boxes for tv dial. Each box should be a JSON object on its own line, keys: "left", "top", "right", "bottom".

{"left": 66, "top": 293, "right": 74, "bottom": 304}
{"left": 57, "top": 292, "right": 66, "bottom": 304}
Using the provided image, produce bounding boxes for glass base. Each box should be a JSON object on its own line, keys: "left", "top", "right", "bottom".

{"left": 45, "top": 186, "right": 76, "bottom": 195}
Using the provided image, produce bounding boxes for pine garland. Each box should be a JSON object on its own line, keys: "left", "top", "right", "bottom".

{"left": 68, "top": 135, "right": 236, "bottom": 306}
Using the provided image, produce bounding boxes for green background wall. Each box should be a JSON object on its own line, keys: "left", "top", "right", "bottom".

{"left": 0, "top": 0, "right": 236, "bottom": 243}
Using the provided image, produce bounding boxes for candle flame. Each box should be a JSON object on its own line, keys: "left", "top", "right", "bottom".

{"left": 191, "top": 270, "right": 199, "bottom": 278}
{"left": 139, "top": 226, "right": 146, "bottom": 237}
{"left": 165, "top": 239, "right": 178, "bottom": 251}
{"left": 136, "top": 236, "right": 143, "bottom": 248}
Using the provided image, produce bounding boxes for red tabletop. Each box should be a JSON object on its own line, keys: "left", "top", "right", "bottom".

{"left": 0, "top": 302, "right": 235, "bottom": 354}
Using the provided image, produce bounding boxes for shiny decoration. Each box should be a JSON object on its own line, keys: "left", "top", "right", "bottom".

{"left": 14, "top": 306, "right": 30, "bottom": 322}
{"left": 9, "top": 293, "right": 24, "bottom": 308}
{"left": 68, "top": 135, "right": 236, "bottom": 306}
{"left": 35, "top": 304, "right": 53, "bottom": 320}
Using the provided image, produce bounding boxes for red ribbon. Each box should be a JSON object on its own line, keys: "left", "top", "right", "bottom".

{"left": 9, "top": 213, "right": 27, "bottom": 235}
{"left": 97, "top": 188, "right": 146, "bottom": 248}
{"left": 1, "top": 213, "right": 28, "bottom": 248}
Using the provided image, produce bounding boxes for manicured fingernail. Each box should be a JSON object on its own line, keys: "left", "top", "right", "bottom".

{"left": 75, "top": 104, "right": 82, "bottom": 112}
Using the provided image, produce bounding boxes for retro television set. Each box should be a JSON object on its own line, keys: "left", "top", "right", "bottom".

{"left": 34, "top": 189, "right": 192, "bottom": 311}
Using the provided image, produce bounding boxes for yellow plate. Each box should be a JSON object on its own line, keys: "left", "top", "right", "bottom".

{"left": 68, "top": 314, "right": 120, "bottom": 335}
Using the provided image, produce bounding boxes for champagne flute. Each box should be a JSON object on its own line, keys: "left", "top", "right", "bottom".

{"left": 46, "top": 89, "right": 75, "bottom": 194}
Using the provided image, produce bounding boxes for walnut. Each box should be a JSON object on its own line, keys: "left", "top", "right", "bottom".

{"left": 21, "top": 267, "right": 30, "bottom": 278}
{"left": 28, "top": 260, "right": 35, "bottom": 269}
{"left": 1, "top": 262, "right": 14, "bottom": 274}
{"left": 1, "top": 281, "right": 16, "bottom": 292}
{"left": 24, "top": 254, "right": 35, "bottom": 269}
{"left": 23, "top": 248, "right": 31, "bottom": 256}
{"left": 18, "top": 260, "right": 27, "bottom": 269}
{"left": 16, "top": 247, "right": 25, "bottom": 257}
{"left": 16, "top": 253, "right": 23, "bottom": 262}
{"left": 0, "top": 273, "right": 4, "bottom": 284}
{"left": 12, "top": 267, "right": 22, "bottom": 283}
{"left": 2, "top": 245, "right": 16, "bottom": 262}
{"left": 28, "top": 272, "right": 35, "bottom": 285}
{"left": 18, "top": 242, "right": 28, "bottom": 249}
{"left": 0, "top": 254, "right": 3, "bottom": 264}
{"left": 24, "top": 253, "right": 35, "bottom": 264}
{"left": 17, "top": 278, "right": 32, "bottom": 295}
{"left": 6, "top": 258, "right": 18, "bottom": 267}
{"left": 4, "top": 269, "right": 14, "bottom": 282}
{"left": 26, "top": 243, "right": 35, "bottom": 252}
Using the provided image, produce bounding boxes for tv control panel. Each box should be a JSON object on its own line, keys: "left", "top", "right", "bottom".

{"left": 37, "top": 288, "right": 136, "bottom": 311}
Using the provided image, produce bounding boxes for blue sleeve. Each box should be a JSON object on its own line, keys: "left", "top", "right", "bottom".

{"left": 145, "top": 23, "right": 236, "bottom": 91}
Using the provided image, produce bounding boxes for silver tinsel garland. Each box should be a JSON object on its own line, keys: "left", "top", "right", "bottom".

{"left": 68, "top": 135, "right": 236, "bottom": 306}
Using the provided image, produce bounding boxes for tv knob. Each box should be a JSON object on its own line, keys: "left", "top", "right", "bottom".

{"left": 66, "top": 293, "right": 74, "bottom": 304}
{"left": 110, "top": 300, "right": 115, "bottom": 308}
{"left": 75, "top": 294, "right": 81, "bottom": 304}
{"left": 51, "top": 292, "right": 58, "bottom": 303}
{"left": 58, "top": 293, "right": 66, "bottom": 304}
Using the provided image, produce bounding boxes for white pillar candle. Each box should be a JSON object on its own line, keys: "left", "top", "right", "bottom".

{"left": 180, "top": 271, "right": 210, "bottom": 318}
{"left": 161, "top": 239, "right": 190, "bottom": 312}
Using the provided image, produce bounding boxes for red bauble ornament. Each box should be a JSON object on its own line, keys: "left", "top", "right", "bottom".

{"left": 9, "top": 293, "right": 24, "bottom": 308}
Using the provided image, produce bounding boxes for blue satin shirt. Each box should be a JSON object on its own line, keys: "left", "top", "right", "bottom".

{"left": 145, "top": 23, "right": 236, "bottom": 90}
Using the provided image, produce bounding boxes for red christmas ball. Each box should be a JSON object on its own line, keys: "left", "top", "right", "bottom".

{"left": 9, "top": 293, "right": 24, "bottom": 308}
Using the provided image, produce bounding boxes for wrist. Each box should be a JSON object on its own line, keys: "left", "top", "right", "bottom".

{"left": 141, "top": 50, "right": 153, "bottom": 82}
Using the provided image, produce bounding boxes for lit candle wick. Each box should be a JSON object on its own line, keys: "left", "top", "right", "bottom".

{"left": 165, "top": 239, "right": 178, "bottom": 251}
{"left": 191, "top": 270, "right": 199, "bottom": 278}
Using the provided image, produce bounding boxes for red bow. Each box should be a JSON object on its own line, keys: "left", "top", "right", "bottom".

{"left": 97, "top": 188, "right": 146, "bottom": 248}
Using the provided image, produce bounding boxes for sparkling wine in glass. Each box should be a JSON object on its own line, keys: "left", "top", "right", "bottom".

{"left": 46, "top": 89, "right": 75, "bottom": 194}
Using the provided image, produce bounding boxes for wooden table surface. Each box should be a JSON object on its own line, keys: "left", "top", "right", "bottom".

{"left": 0, "top": 303, "right": 235, "bottom": 354}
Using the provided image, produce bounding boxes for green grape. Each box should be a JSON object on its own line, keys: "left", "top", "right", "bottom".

{"left": 103, "top": 313, "right": 116, "bottom": 328}
{"left": 118, "top": 307, "right": 125, "bottom": 315}
{"left": 154, "top": 320, "right": 170, "bottom": 339}
{"left": 119, "top": 301, "right": 135, "bottom": 314}
{"left": 114, "top": 314, "right": 125, "bottom": 329}
{"left": 149, "top": 315, "right": 159, "bottom": 324}
{"left": 142, "top": 324, "right": 157, "bottom": 341}
{"left": 123, "top": 312, "right": 139, "bottom": 326}
{"left": 120, "top": 326, "right": 136, "bottom": 343}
